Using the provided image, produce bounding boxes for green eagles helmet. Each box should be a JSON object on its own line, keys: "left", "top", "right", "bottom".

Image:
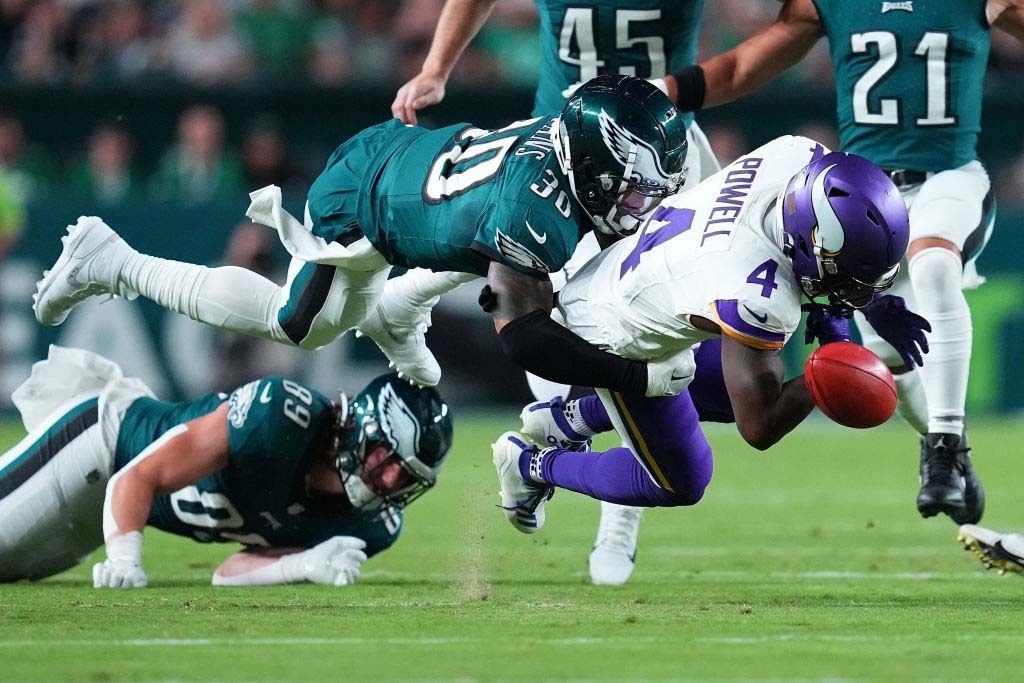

{"left": 337, "top": 372, "right": 453, "bottom": 511}
{"left": 552, "top": 74, "right": 688, "bottom": 236}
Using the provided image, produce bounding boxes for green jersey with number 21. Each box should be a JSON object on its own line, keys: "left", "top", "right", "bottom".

{"left": 534, "top": 0, "right": 703, "bottom": 118}
{"left": 816, "top": 0, "right": 989, "bottom": 171}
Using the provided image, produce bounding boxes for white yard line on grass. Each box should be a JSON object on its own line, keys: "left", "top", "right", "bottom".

{"left": 2, "top": 633, "right": 1024, "bottom": 648}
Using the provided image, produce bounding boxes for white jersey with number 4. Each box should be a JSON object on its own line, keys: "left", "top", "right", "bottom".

{"left": 558, "top": 135, "right": 828, "bottom": 362}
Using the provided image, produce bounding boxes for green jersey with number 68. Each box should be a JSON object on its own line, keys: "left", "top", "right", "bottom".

{"left": 816, "top": 0, "right": 989, "bottom": 171}
{"left": 308, "top": 116, "right": 584, "bottom": 279}
{"left": 534, "top": 0, "right": 703, "bottom": 120}
{"left": 113, "top": 377, "right": 403, "bottom": 557}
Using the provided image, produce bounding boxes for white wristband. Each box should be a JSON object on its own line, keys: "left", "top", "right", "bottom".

{"left": 106, "top": 531, "right": 144, "bottom": 563}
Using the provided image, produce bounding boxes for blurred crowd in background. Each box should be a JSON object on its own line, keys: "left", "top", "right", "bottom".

{"left": 0, "top": 0, "right": 1023, "bottom": 223}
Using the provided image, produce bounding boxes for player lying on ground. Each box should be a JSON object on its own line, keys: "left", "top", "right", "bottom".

{"left": 489, "top": 137, "right": 930, "bottom": 531}
{"left": 0, "top": 346, "right": 451, "bottom": 587}
{"left": 654, "top": 0, "right": 1024, "bottom": 525}
{"left": 957, "top": 525, "right": 1024, "bottom": 576}
{"left": 33, "top": 77, "right": 696, "bottom": 405}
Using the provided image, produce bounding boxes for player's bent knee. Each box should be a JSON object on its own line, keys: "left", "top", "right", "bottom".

{"left": 654, "top": 446, "right": 713, "bottom": 507}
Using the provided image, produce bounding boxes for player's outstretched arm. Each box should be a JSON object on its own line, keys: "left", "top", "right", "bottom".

{"left": 990, "top": 0, "right": 1024, "bottom": 41}
{"left": 485, "top": 262, "right": 689, "bottom": 397}
{"left": 720, "top": 335, "right": 816, "bottom": 451}
{"left": 93, "top": 403, "right": 230, "bottom": 589}
{"left": 391, "top": 0, "right": 499, "bottom": 124}
{"left": 664, "top": 0, "right": 823, "bottom": 110}
{"left": 212, "top": 537, "right": 369, "bottom": 587}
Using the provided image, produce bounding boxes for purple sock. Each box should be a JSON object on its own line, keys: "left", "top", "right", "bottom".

{"left": 576, "top": 395, "right": 613, "bottom": 433}
{"left": 534, "top": 447, "right": 705, "bottom": 507}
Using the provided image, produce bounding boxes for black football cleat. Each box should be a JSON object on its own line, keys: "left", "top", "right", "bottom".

{"left": 916, "top": 432, "right": 984, "bottom": 524}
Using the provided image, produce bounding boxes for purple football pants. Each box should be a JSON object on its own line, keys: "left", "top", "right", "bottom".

{"left": 536, "top": 340, "right": 732, "bottom": 508}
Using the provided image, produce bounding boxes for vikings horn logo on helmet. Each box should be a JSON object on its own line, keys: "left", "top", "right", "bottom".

{"left": 810, "top": 163, "right": 846, "bottom": 255}
{"left": 377, "top": 383, "right": 421, "bottom": 457}
{"left": 597, "top": 109, "right": 673, "bottom": 185}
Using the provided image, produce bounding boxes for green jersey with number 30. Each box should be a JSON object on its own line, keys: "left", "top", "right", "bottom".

{"left": 815, "top": 0, "right": 989, "bottom": 171}
{"left": 308, "top": 116, "right": 583, "bottom": 279}
{"left": 534, "top": 0, "right": 703, "bottom": 119}
{"left": 113, "top": 377, "right": 403, "bottom": 557}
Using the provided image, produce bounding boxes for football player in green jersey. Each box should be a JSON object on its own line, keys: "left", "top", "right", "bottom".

{"left": 657, "top": 0, "right": 1024, "bottom": 526}
{"left": 34, "top": 77, "right": 693, "bottom": 405}
{"left": 0, "top": 346, "right": 451, "bottom": 587}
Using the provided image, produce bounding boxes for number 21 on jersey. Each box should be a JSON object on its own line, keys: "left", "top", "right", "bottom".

{"left": 851, "top": 31, "right": 957, "bottom": 127}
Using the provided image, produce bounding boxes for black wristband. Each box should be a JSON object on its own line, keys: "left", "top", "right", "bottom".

{"left": 498, "top": 310, "right": 648, "bottom": 394}
{"left": 670, "top": 64, "right": 706, "bottom": 112}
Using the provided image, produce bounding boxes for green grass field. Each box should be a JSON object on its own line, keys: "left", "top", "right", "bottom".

{"left": 2, "top": 414, "right": 1023, "bottom": 681}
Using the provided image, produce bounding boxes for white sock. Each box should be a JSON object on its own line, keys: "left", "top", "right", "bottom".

{"left": 121, "top": 251, "right": 286, "bottom": 342}
{"left": 909, "top": 247, "right": 971, "bottom": 437}
{"left": 893, "top": 370, "right": 928, "bottom": 435}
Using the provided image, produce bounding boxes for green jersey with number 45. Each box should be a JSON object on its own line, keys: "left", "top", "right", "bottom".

{"left": 816, "top": 0, "right": 989, "bottom": 171}
{"left": 113, "top": 377, "right": 402, "bottom": 557}
{"left": 308, "top": 116, "right": 584, "bottom": 279}
{"left": 534, "top": 0, "right": 703, "bottom": 119}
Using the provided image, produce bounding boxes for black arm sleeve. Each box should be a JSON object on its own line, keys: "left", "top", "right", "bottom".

{"left": 498, "top": 310, "right": 648, "bottom": 394}
{"left": 670, "top": 64, "right": 706, "bottom": 112}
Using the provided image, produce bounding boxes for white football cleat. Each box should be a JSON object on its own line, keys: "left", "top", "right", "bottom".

{"left": 492, "top": 431, "right": 554, "bottom": 534}
{"left": 958, "top": 524, "right": 1024, "bottom": 576}
{"left": 589, "top": 502, "right": 643, "bottom": 585}
{"left": 33, "top": 216, "right": 136, "bottom": 326}
{"left": 520, "top": 397, "right": 591, "bottom": 450}
{"left": 356, "top": 296, "right": 440, "bottom": 387}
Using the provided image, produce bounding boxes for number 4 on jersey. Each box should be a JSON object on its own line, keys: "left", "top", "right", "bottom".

{"left": 746, "top": 260, "right": 779, "bottom": 299}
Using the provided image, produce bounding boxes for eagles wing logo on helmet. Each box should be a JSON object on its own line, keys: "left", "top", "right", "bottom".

{"left": 597, "top": 109, "right": 673, "bottom": 184}
{"left": 377, "top": 383, "right": 421, "bottom": 457}
{"left": 495, "top": 228, "right": 550, "bottom": 273}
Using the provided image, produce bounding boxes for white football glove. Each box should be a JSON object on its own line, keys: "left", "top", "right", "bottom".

{"left": 645, "top": 348, "right": 697, "bottom": 397}
{"left": 282, "top": 536, "right": 368, "bottom": 586}
{"left": 93, "top": 531, "right": 148, "bottom": 588}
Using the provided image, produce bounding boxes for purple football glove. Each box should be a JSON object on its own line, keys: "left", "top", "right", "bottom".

{"left": 802, "top": 303, "right": 852, "bottom": 346}
{"left": 862, "top": 294, "right": 931, "bottom": 369}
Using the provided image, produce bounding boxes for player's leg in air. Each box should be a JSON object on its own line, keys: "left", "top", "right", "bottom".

{"left": 857, "top": 166, "right": 993, "bottom": 524}
{"left": 957, "top": 524, "right": 1024, "bottom": 576}
{"left": 34, "top": 119, "right": 441, "bottom": 386}
{"left": 33, "top": 214, "right": 391, "bottom": 354}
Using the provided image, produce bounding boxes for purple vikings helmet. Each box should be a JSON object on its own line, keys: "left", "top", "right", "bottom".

{"left": 781, "top": 152, "right": 909, "bottom": 308}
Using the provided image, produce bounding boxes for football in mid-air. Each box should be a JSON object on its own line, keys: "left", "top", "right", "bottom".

{"left": 804, "top": 342, "right": 897, "bottom": 429}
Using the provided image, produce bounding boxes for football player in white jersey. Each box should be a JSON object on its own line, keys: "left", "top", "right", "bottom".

{"left": 490, "top": 136, "right": 931, "bottom": 530}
